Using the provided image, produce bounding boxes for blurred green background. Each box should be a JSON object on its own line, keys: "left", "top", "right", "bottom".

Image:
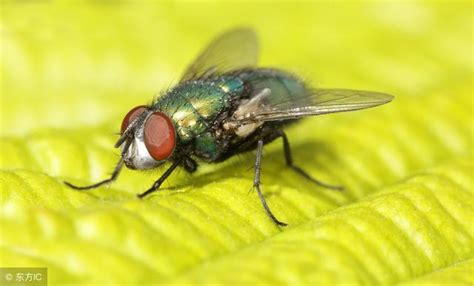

{"left": 1, "top": 1, "right": 472, "bottom": 285}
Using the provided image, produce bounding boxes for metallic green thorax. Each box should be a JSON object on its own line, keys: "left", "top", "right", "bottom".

{"left": 152, "top": 76, "right": 244, "bottom": 160}
{"left": 152, "top": 69, "right": 307, "bottom": 162}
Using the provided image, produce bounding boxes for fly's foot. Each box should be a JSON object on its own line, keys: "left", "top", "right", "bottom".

{"left": 253, "top": 182, "right": 287, "bottom": 227}
{"left": 137, "top": 160, "right": 182, "bottom": 199}
{"left": 137, "top": 184, "right": 161, "bottom": 199}
{"left": 137, "top": 190, "right": 151, "bottom": 199}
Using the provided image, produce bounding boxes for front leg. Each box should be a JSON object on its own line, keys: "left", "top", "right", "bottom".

{"left": 137, "top": 159, "right": 182, "bottom": 198}
{"left": 65, "top": 158, "right": 124, "bottom": 190}
{"left": 183, "top": 156, "right": 198, "bottom": 173}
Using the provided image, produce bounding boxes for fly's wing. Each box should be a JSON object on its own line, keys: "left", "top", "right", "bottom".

{"left": 231, "top": 88, "right": 394, "bottom": 124}
{"left": 180, "top": 28, "right": 259, "bottom": 82}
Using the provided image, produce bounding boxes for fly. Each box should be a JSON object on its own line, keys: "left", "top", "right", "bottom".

{"left": 65, "top": 28, "right": 394, "bottom": 226}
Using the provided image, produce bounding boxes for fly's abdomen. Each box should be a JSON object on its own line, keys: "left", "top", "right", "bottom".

{"left": 238, "top": 68, "right": 309, "bottom": 106}
{"left": 222, "top": 69, "right": 309, "bottom": 139}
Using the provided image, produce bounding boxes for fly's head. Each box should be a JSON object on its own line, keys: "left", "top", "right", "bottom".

{"left": 116, "top": 106, "right": 177, "bottom": 170}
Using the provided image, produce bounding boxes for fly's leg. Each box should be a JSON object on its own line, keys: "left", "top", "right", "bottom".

{"left": 65, "top": 138, "right": 133, "bottom": 190}
{"left": 279, "top": 131, "right": 343, "bottom": 191}
{"left": 137, "top": 160, "right": 182, "bottom": 198}
{"left": 253, "top": 140, "right": 287, "bottom": 227}
{"left": 64, "top": 159, "right": 124, "bottom": 190}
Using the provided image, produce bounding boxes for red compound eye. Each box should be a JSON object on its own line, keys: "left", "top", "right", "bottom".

{"left": 144, "top": 112, "right": 176, "bottom": 161}
{"left": 121, "top": 105, "right": 147, "bottom": 134}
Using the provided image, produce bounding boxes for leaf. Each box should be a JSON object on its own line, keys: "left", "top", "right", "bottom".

{"left": 1, "top": 2, "right": 472, "bottom": 285}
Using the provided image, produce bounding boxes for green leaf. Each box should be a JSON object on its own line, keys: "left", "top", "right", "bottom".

{"left": 1, "top": 2, "right": 472, "bottom": 285}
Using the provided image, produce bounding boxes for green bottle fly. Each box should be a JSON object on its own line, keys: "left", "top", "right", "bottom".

{"left": 66, "top": 28, "right": 394, "bottom": 226}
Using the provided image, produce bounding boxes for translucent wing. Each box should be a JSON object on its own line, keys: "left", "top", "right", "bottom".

{"left": 180, "top": 28, "right": 259, "bottom": 82}
{"left": 231, "top": 88, "right": 394, "bottom": 124}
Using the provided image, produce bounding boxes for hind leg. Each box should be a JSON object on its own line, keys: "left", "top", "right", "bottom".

{"left": 279, "top": 131, "right": 343, "bottom": 191}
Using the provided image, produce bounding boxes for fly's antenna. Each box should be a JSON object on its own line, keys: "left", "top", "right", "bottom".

{"left": 119, "top": 138, "right": 133, "bottom": 156}
{"left": 114, "top": 132, "right": 130, "bottom": 148}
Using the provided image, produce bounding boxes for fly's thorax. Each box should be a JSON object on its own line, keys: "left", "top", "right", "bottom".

{"left": 194, "top": 132, "right": 221, "bottom": 161}
{"left": 152, "top": 78, "right": 244, "bottom": 143}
